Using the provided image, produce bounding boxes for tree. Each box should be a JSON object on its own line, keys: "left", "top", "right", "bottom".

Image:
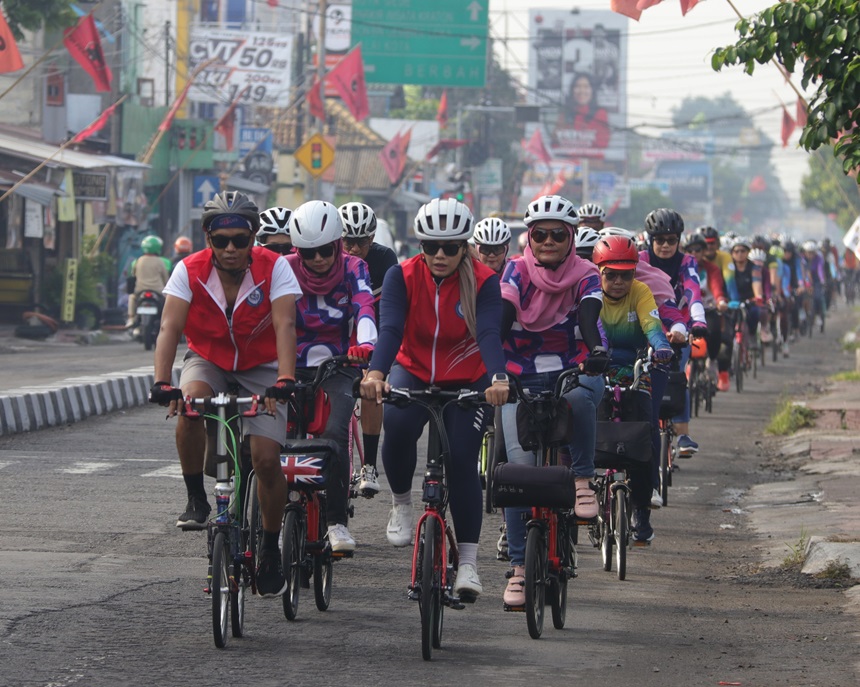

{"left": 711, "top": 1, "right": 860, "bottom": 178}
{"left": 610, "top": 187, "right": 672, "bottom": 231}
{"left": 3, "top": 0, "right": 77, "bottom": 41}
{"left": 801, "top": 146, "right": 860, "bottom": 230}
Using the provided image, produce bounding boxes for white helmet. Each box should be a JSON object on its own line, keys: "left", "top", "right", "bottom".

{"left": 578, "top": 202, "right": 606, "bottom": 222}
{"left": 473, "top": 217, "right": 511, "bottom": 246}
{"left": 720, "top": 235, "right": 734, "bottom": 250}
{"left": 575, "top": 226, "right": 601, "bottom": 249}
{"left": 732, "top": 236, "right": 752, "bottom": 250}
{"left": 289, "top": 200, "right": 343, "bottom": 248}
{"left": 599, "top": 226, "right": 634, "bottom": 239}
{"left": 524, "top": 195, "right": 579, "bottom": 228}
{"left": 414, "top": 197, "right": 474, "bottom": 241}
{"left": 749, "top": 248, "right": 767, "bottom": 263}
{"left": 802, "top": 240, "right": 818, "bottom": 252}
{"left": 339, "top": 202, "right": 377, "bottom": 238}
{"left": 258, "top": 207, "right": 292, "bottom": 238}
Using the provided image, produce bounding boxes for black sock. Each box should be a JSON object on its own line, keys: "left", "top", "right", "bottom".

{"left": 362, "top": 433, "right": 380, "bottom": 469}
{"left": 262, "top": 529, "right": 280, "bottom": 552}
{"left": 183, "top": 472, "right": 206, "bottom": 500}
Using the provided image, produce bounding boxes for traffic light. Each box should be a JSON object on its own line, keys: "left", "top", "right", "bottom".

{"left": 311, "top": 142, "right": 322, "bottom": 170}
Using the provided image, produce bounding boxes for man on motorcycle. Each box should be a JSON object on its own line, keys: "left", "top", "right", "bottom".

{"left": 126, "top": 235, "right": 170, "bottom": 328}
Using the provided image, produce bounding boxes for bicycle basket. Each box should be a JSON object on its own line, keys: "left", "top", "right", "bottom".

{"left": 280, "top": 438, "right": 338, "bottom": 490}
{"left": 515, "top": 396, "right": 573, "bottom": 452}
{"left": 659, "top": 370, "right": 687, "bottom": 419}
{"left": 594, "top": 420, "right": 652, "bottom": 469}
{"left": 492, "top": 463, "right": 576, "bottom": 509}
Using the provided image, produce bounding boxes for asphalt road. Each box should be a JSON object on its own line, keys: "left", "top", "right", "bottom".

{"left": 0, "top": 311, "right": 858, "bottom": 687}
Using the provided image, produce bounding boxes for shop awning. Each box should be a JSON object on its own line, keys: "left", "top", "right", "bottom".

{"left": 10, "top": 183, "right": 62, "bottom": 206}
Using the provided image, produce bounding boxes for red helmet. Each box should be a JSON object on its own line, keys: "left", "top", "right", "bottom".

{"left": 592, "top": 235, "right": 639, "bottom": 270}
{"left": 174, "top": 236, "right": 192, "bottom": 254}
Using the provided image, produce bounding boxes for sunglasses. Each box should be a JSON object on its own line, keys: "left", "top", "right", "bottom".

{"left": 343, "top": 236, "right": 372, "bottom": 248}
{"left": 653, "top": 236, "right": 679, "bottom": 246}
{"left": 530, "top": 228, "right": 570, "bottom": 244}
{"left": 421, "top": 242, "right": 463, "bottom": 257}
{"left": 602, "top": 269, "right": 635, "bottom": 282}
{"left": 298, "top": 243, "right": 337, "bottom": 260}
{"left": 263, "top": 242, "right": 294, "bottom": 255}
{"left": 478, "top": 244, "right": 507, "bottom": 256}
{"left": 209, "top": 233, "right": 252, "bottom": 249}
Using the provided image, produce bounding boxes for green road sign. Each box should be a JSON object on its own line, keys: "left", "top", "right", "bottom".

{"left": 351, "top": 0, "right": 488, "bottom": 87}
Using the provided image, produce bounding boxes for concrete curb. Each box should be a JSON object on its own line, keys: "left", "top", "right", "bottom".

{"left": 0, "top": 367, "right": 180, "bottom": 437}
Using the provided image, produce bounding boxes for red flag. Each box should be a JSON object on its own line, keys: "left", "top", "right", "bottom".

{"left": 610, "top": 0, "right": 642, "bottom": 20}
{"left": 436, "top": 90, "right": 448, "bottom": 130}
{"left": 63, "top": 15, "right": 112, "bottom": 92}
{"left": 425, "top": 138, "right": 469, "bottom": 160}
{"left": 327, "top": 45, "right": 369, "bottom": 121}
{"left": 379, "top": 131, "right": 404, "bottom": 184}
{"left": 781, "top": 105, "right": 796, "bottom": 147}
{"left": 71, "top": 99, "right": 122, "bottom": 143}
{"left": 0, "top": 11, "right": 24, "bottom": 73}
{"left": 680, "top": 0, "right": 700, "bottom": 15}
{"left": 399, "top": 127, "right": 412, "bottom": 166}
{"left": 267, "top": 0, "right": 278, "bottom": 6}
{"left": 524, "top": 129, "right": 551, "bottom": 165}
{"left": 214, "top": 92, "right": 245, "bottom": 152}
{"left": 158, "top": 79, "right": 193, "bottom": 132}
{"left": 796, "top": 97, "right": 808, "bottom": 128}
{"left": 307, "top": 76, "right": 325, "bottom": 121}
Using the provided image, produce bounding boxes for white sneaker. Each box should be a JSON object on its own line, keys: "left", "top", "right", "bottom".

{"left": 386, "top": 504, "right": 413, "bottom": 547}
{"left": 650, "top": 488, "right": 664, "bottom": 509}
{"left": 454, "top": 563, "right": 483, "bottom": 598}
{"left": 326, "top": 524, "right": 356, "bottom": 553}
{"left": 358, "top": 465, "right": 380, "bottom": 494}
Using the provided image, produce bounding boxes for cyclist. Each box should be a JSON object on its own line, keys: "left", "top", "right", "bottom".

{"left": 497, "top": 195, "right": 608, "bottom": 606}
{"left": 473, "top": 217, "right": 512, "bottom": 274}
{"left": 287, "top": 200, "right": 377, "bottom": 553}
{"left": 575, "top": 225, "right": 601, "bottom": 260}
{"left": 338, "top": 202, "right": 398, "bottom": 496}
{"left": 578, "top": 202, "right": 606, "bottom": 231}
{"left": 149, "top": 190, "right": 302, "bottom": 597}
{"left": 802, "top": 240, "right": 827, "bottom": 333}
{"left": 171, "top": 236, "right": 193, "bottom": 272}
{"left": 844, "top": 245, "right": 859, "bottom": 303}
{"left": 359, "top": 198, "right": 509, "bottom": 600}
{"left": 592, "top": 234, "right": 674, "bottom": 545}
{"left": 257, "top": 206, "right": 294, "bottom": 255}
{"left": 725, "top": 236, "right": 764, "bottom": 372}
{"left": 698, "top": 225, "right": 735, "bottom": 391}
{"left": 639, "top": 209, "right": 708, "bottom": 456}
{"left": 780, "top": 241, "right": 808, "bottom": 345}
{"left": 683, "top": 233, "right": 728, "bottom": 383}
{"left": 126, "top": 235, "right": 171, "bottom": 328}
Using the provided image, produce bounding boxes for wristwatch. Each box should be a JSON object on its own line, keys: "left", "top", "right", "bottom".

{"left": 491, "top": 373, "right": 510, "bottom": 385}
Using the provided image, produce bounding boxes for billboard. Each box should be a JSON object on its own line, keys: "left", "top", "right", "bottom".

{"left": 528, "top": 9, "right": 627, "bottom": 161}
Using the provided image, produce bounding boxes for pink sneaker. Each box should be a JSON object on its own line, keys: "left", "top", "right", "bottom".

{"left": 503, "top": 566, "right": 525, "bottom": 607}
{"left": 574, "top": 478, "right": 598, "bottom": 519}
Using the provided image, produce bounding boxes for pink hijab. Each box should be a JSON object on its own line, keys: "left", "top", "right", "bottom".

{"left": 286, "top": 240, "right": 346, "bottom": 294}
{"left": 501, "top": 243, "right": 597, "bottom": 332}
{"left": 634, "top": 260, "right": 674, "bottom": 306}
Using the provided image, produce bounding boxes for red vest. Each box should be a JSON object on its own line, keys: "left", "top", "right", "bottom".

{"left": 396, "top": 255, "right": 494, "bottom": 385}
{"left": 183, "top": 248, "right": 282, "bottom": 371}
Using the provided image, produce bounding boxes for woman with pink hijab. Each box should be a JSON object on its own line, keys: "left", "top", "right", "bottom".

{"left": 497, "top": 194, "right": 608, "bottom": 609}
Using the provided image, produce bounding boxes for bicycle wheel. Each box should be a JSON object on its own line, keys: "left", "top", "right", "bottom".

{"left": 230, "top": 557, "right": 247, "bottom": 638}
{"left": 210, "top": 531, "right": 230, "bottom": 648}
{"left": 614, "top": 492, "right": 628, "bottom": 581}
{"left": 313, "top": 518, "right": 333, "bottom": 612}
{"left": 599, "top": 481, "right": 613, "bottom": 571}
{"left": 246, "top": 474, "right": 263, "bottom": 572}
{"left": 732, "top": 343, "right": 743, "bottom": 392}
{"left": 419, "top": 517, "right": 441, "bottom": 660}
{"left": 524, "top": 526, "right": 546, "bottom": 640}
{"left": 659, "top": 430, "right": 670, "bottom": 507}
{"left": 550, "top": 517, "right": 568, "bottom": 630}
{"left": 690, "top": 367, "right": 701, "bottom": 418}
{"left": 483, "top": 428, "right": 494, "bottom": 514}
{"left": 281, "top": 509, "right": 302, "bottom": 621}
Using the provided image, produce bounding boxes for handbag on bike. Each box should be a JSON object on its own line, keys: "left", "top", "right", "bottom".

{"left": 491, "top": 463, "right": 577, "bottom": 509}
{"left": 515, "top": 395, "right": 573, "bottom": 452}
{"left": 595, "top": 388, "right": 652, "bottom": 469}
{"left": 658, "top": 370, "right": 687, "bottom": 419}
{"left": 279, "top": 438, "right": 339, "bottom": 490}
{"left": 288, "top": 388, "right": 331, "bottom": 437}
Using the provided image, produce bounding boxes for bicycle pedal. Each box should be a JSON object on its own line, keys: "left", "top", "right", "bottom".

{"left": 331, "top": 550, "right": 354, "bottom": 559}
{"left": 456, "top": 592, "right": 477, "bottom": 605}
{"left": 360, "top": 489, "right": 378, "bottom": 499}
{"left": 503, "top": 603, "right": 525, "bottom": 613}
{"left": 632, "top": 539, "right": 652, "bottom": 548}
{"left": 574, "top": 517, "right": 594, "bottom": 527}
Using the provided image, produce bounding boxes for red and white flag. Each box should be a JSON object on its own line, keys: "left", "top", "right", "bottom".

{"left": 781, "top": 105, "right": 796, "bottom": 147}
{"left": 63, "top": 15, "right": 113, "bottom": 92}
{"left": 327, "top": 45, "right": 369, "bottom": 121}
{"left": 0, "top": 10, "right": 24, "bottom": 74}
{"left": 796, "top": 97, "right": 809, "bottom": 128}
{"left": 307, "top": 76, "right": 325, "bottom": 121}
{"left": 524, "top": 129, "right": 551, "bottom": 165}
{"left": 380, "top": 131, "right": 405, "bottom": 184}
{"left": 436, "top": 90, "right": 448, "bottom": 130}
{"left": 71, "top": 98, "right": 123, "bottom": 143}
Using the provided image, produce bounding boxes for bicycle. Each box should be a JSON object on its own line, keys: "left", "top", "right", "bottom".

{"left": 375, "top": 385, "right": 488, "bottom": 660}
{"left": 182, "top": 392, "right": 265, "bottom": 648}
{"left": 492, "top": 370, "right": 580, "bottom": 639}
{"left": 728, "top": 301, "right": 752, "bottom": 392}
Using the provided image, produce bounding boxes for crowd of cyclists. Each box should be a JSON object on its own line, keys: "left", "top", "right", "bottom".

{"left": 147, "top": 188, "right": 851, "bottom": 605}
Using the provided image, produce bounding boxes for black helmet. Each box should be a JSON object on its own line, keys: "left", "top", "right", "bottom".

{"left": 783, "top": 241, "right": 796, "bottom": 253}
{"left": 683, "top": 233, "right": 707, "bottom": 251}
{"left": 752, "top": 234, "right": 770, "bottom": 248}
{"left": 202, "top": 191, "right": 260, "bottom": 233}
{"left": 645, "top": 208, "right": 684, "bottom": 236}
{"left": 696, "top": 225, "right": 720, "bottom": 243}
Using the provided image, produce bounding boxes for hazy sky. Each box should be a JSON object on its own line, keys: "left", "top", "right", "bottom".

{"left": 489, "top": 0, "right": 814, "bottom": 204}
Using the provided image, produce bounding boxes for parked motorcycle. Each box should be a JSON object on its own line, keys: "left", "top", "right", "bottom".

{"left": 134, "top": 290, "right": 163, "bottom": 351}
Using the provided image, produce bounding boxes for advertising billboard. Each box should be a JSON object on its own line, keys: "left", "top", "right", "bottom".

{"left": 528, "top": 9, "right": 627, "bottom": 162}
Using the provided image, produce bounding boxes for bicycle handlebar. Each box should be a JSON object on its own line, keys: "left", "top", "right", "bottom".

{"left": 180, "top": 393, "right": 265, "bottom": 419}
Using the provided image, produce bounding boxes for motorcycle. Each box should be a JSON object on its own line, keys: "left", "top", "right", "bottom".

{"left": 134, "top": 290, "right": 164, "bottom": 351}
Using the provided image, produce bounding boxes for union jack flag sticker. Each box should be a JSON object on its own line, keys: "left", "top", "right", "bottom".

{"left": 281, "top": 454, "right": 326, "bottom": 486}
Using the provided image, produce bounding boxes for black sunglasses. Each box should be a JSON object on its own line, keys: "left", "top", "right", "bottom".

{"left": 344, "top": 236, "right": 372, "bottom": 247}
{"left": 653, "top": 236, "right": 679, "bottom": 246}
{"left": 602, "top": 269, "right": 635, "bottom": 282}
{"left": 530, "top": 228, "right": 569, "bottom": 244}
{"left": 421, "top": 242, "right": 463, "bottom": 257}
{"left": 298, "top": 243, "right": 337, "bottom": 260}
{"left": 263, "top": 242, "right": 294, "bottom": 255}
{"left": 209, "top": 233, "right": 252, "bottom": 249}
{"left": 478, "top": 244, "right": 507, "bottom": 256}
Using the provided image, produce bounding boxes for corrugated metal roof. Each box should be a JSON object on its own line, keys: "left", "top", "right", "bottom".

{"left": 0, "top": 133, "right": 149, "bottom": 170}
{"left": 12, "top": 183, "right": 62, "bottom": 206}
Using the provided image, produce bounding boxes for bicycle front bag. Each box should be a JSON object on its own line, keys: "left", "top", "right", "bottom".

{"left": 515, "top": 397, "right": 573, "bottom": 452}
{"left": 279, "top": 438, "right": 339, "bottom": 490}
{"left": 658, "top": 370, "right": 687, "bottom": 419}
{"left": 594, "top": 420, "right": 652, "bottom": 469}
{"left": 492, "top": 463, "right": 576, "bottom": 509}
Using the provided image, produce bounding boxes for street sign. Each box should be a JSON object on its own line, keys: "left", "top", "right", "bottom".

{"left": 295, "top": 134, "right": 335, "bottom": 177}
{"left": 351, "top": 0, "right": 489, "bottom": 87}
{"left": 239, "top": 127, "right": 273, "bottom": 157}
{"left": 193, "top": 175, "right": 219, "bottom": 208}
{"left": 72, "top": 172, "right": 109, "bottom": 201}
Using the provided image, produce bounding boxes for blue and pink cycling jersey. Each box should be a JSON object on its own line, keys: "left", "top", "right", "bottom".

{"left": 639, "top": 251, "right": 706, "bottom": 327}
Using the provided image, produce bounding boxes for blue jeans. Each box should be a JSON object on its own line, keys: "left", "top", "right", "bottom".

{"left": 649, "top": 367, "right": 668, "bottom": 491}
{"left": 672, "top": 344, "right": 692, "bottom": 425}
{"left": 501, "top": 371, "right": 604, "bottom": 566}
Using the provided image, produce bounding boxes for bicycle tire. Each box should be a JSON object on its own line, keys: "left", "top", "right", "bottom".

{"left": 482, "top": 429, "right": 494, "bottom": 513}
{"left": 230, "top": 558, "right": 247, "bottom": 638}
{"left": 313, "top": 511, "right": 333, "bottom": 612}
{"left": 615, "top": 492, "right": 628, "bottom": 581}
{"left": 246, "top": 474, "right": 263, "bottom": 573}
{"left": 659, "top": 430, "right": 670, "bottom": 507}
{"left": 550, "top": 517, "right": 568, "bottom": 630}
{"left": 600, "top": 510, "right": 613, "bottom": 572}
{"left": 210, "top": 531, "right": 230, "bottom": 649}
{"left": 690, "top": 367, "right": 701, "bottom": 418}
{"left": 525, "top": 526, "right": 546, "bottom": 639}
{"left": 732, "top": 344, "right": 743, "bottom": 393}
{"left": 419, "top": 517, "right": 440, "bottom": 660}
{"left": 281, "top": 509, "right": 302, "bottom": 621}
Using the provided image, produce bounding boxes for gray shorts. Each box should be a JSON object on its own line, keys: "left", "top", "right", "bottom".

{"left": 179, "top": 351, "right": 287, "bottom": 445}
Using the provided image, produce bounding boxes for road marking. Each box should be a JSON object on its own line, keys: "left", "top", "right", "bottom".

{"left": 140, "top": 465, "right": 184, "bottom": 479}
{"left": 60, "top": 462, "right": 118, "bottom": 475}
{"left": 0, "top": 461, "right": 16, "bottom": 470}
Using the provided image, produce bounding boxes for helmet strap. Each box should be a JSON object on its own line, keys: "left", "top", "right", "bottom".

{"left": 210, "top": 253, "right": 252, "bottom": 282}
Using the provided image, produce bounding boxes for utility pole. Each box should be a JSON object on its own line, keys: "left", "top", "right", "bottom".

{"left": 310, "top": 0, "right": 327, "bottom": 200}
{"left": 164, "top": 21, "right": 171, "bottom": 107}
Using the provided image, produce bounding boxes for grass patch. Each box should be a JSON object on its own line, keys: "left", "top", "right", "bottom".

{"left": 829, "top": 370, "right": 860, "bottom": 382}
{"left": 813, "top": 560, "right": 853, "bottom": 582}
{"left": 767, "top": 400, "right": 817, "bottom": 435}
{"left": 781, "top": 528, "right": 810, "bottom": 571}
